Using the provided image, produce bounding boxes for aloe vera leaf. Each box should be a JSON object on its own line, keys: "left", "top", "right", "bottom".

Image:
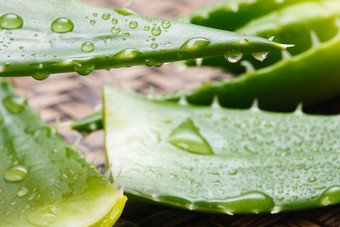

{"left": 161, "top": 23, "right": 340, "bottom": 112}
{"left": 71, "top": 20, "right": 340, "bottom": 133}
{"left": 0, "top": 0, "right": 288, "bottom": 78}
{"left": 104, "top": 85, "right": 340, "bottom": 214}
{"left": 184, "top": 0, "right": 323, "bottom": 31}
{"left": 190, "top": 1, "right": 340, "bottom": 73}
{"left": 0, "top": 80, "right": 126, "bottom": 226}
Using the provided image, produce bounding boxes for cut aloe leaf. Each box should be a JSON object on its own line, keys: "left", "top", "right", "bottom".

{"left": 104, "top": 85, "right": 340, "bottom": 214}
{"left": 0, "top": 0, "right": 288, "bottom": 78}
{"left": 0, "top": 80, "right": 126, "bottom": 226}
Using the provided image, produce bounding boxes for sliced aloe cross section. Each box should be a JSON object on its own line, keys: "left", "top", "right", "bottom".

{"left": 104, "top": 85, "right": 340, "bottom": 214}
{"left": 0, "top": 0, "right": 288, "bottom": 78}
{"left": 0, "top": 80, "right": 126, "bottom": 226}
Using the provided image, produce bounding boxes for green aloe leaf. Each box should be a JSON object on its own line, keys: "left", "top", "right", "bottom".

{"left": 0, "top": 0, "right": 288, "bottom": 78}
{"left": 161, "top": 24, "right": 340, "bottom": 111}
{"left": 0, "top": 80, "right": 126, "bottom": 226}
{"left": 104, "top": 85, "right": 340, "bottom": 214}
{"left": 184, "top": 0, "right": 323, "bottom": 31}
{"left": 188, "top": 1, "right": 340, "bottom": 73}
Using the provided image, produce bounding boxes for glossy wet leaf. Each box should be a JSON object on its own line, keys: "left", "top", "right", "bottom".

{"left": 104, "top": 86, "right": 340, "bottom": 214}
{"left": 0, "top": 80, "right": 126, "bottom": 226}
{"left": 0, "top": 0, "right": 287, "bottom": 78}
{"left": 161, "top": 26, "right": 340, "bottom": 112}
{"left": 188, "top": 1, "right": 340, "bottom": 74}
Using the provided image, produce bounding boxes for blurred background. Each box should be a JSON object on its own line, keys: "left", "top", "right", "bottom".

{"left": 10, "top": 0, "right": 340, "bottom": 226}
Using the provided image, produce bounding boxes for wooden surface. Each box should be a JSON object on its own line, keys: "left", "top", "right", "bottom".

{"left": 10, "top": 0, "right": 340, "bottom": 226}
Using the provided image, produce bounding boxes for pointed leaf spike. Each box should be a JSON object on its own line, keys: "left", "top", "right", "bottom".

{"left": 251, "top": 98, "right": 260, "bottom": 112}
{"left": 179, "top": 95, "right": 188, "bottom": 106}
{"left": 147, "top": 86, "right": 156, "bottom": 99}
{"left": 195, "top": 58, "right": 203, "bottom": 67}
{"left": 212, "top": 95, "right": 220, "bottom": 108}
{"left": 268, "top": 36, "right": 275, "bottom": 41}
{"left": 295, "top": 103, "right": 303, "bottom": 115}
{"left": 230, "top": 3, "right": 239, "bottom": 13}
{"left": 239, "top": 37, "right": 248, "bottom": 44}
{"left": 240, "top": 60, "right": 255, "bottom": 73}
{"left": 281, "top": 50, "right": 292, "bottom": 60}
{"left": 310, "top": 30, "right": 321, "bottom": 48}
{"left": 104, "top": 162, "right": 113, "bottom": 180}
{"left": 114, "top": 169, "right": 123, "bottom": 189}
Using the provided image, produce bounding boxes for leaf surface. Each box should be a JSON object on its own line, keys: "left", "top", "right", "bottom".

{"left": 0, "top": 0, "right": 287, "bottom": 77}
{"left": 0, "top": 80, "right": 126, "bottom": 226}
{"left": 104, "top": 86, "right": 340, "bottom": 214}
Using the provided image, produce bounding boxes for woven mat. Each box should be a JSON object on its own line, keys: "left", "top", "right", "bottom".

{"left": 10, "top": 0, "right": 340, "bottom": 226}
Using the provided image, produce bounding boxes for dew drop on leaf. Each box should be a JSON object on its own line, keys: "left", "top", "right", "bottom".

{"left": 17, "top": 187, "right": 29, "bottom": 197}
{"left": 3, "top": 166, "right": 28, "bottom": 182}
{"left": 51, "top": 18, "right": 74, "bottom": 33}
{"left": 28, "top": 205, "right": 57, "bottom": 226}
{"left": 252, "top": 52, "right": 269, "bottom": 61}
{"left": 2, "top": 96, "right": 25, "bottom": 113}
{"left": 111, "top": 18, "right": 118, "bottom": 24}
{"left": 32, "top": 71, "right": 50, "bottom": 81}
{"left": 150, "top": 42, "right": 158, "bottom": 49}
{"left": 0, "top": 13, "right": 23, "bottom": 29}
{"left": 151, "top": 26, "right": 161, "bottom": 36}
{"left": 101, "top": 13, "right": 111, "bottom": 20}
{"left": 144, "top": 25, "right": 150, "bottom": 31}
{"left": 181, "top": 37, "right": 211, "bottom": 49}
{"left": 114, "top": 48, "right": 141, "bottom": 60}
{"left": 111, "top": 26, "right": 120, "bottom": 34}
{"left": 225, "top": 54, "right": 243, "bottom": 63}
{"left": 168, "top": 119, "right": 213, "bottom": 155}
{"left": 129, "top": 21, "right": 138, "bottom": 29}
{"left": 81, "top": 41, "right": 95, "bottom": 52}
{"left": 161, "top": 20, "right": 171, "bottom": 29}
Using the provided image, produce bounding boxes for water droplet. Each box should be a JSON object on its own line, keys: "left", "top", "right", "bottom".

{"left": 111, "top": 26, "right": 120, "bottom": 34}
{"left": 74, "top": 61, "right": 95, "bottom": 76}
{"left": 28, "top": 205, "right": 57, "bottom": 226}
{"left": 150, "top": 42, "right": 158, "bottom": 49}
{"left": 144, "top": 25, "right": 150, "bottom": 31}
{"left": 3, "top": 96, "right": 25, "bottom": 113}
{"left": 4, "top": 166, "right": 28, "bottom": 182}
{"left": 51, "top": 18, "right": 74, "bottom": 33}
{"left": 81, "top": 41, "right": 95, "bottom": 52}
{"left": 319, "top": 185, "right": 340, "bottom": 206}
{"left": 151, "top": 26, "right": 162, "bottom": 36}
{"left": 102, "top": 13, "right": 111, "bottom": 20}
{"left": 129, "top": 21, "right": 138, "bottom": 29}
{"left": 32, "top": 71, "right": 50, "bottom": 81}
{"left": 0, "top": 189, "right": 3, "bottom": 194}
{"left": 252, "top": 52, "right": 269, "bottom": 62}
{"left": 168, "top": 119, "right": 213, "bottom": 155}
{"left": 226, "top": 54, "right": 243, "bottom": 63}
{"left": 0, "top": 13, "right": 23, "bottom": 29}
{"left": 161, "top": 20, "right": 171, "bottom": 29}
{"left": 90, "top": 20, "right": 96, "bottom": 25}
{"left": 228, "top": 169, "right": 238, "bottom": 175}
{"left": 93, "top": 13, "right": 98, "bottom": 17}
{"left": 111, "top": 18, "right": 118, "bottom": 24}
{"left": 114, "top": 48, "right": 141, "bottom": 60}
{"left": 17, "top": 187, "right": 29, "bottom": 197}
{"left": 308, "top": 177, "right": 317, "bottom": 183}
{"left": 181, "top": 37, "right": 211, "bottom": 49}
